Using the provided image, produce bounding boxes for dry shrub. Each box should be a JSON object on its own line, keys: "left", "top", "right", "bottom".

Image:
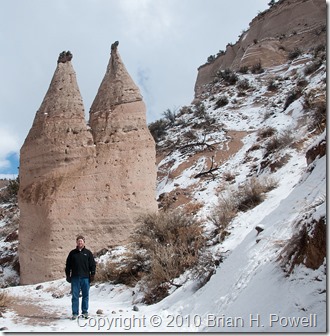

{"left": 0, "top": 177, "right": 19, "bottom": 203}
{"left": 235, "top": 177, "right": 278, "bottom": 212}
{"left": 267, "top": 78, "right": 278, "bottom": 91}
{"left": 182, "top": 201, "right": 204, "bottom": 215}
{"left": 283, "top": 88, "right": 302, "bottom": 110}
{"left": 133, "top": 211, "right": 206, "bottom": 304}
{"left": 223, "top": 171, "right": 235, "bottom": 182}
{"left": 304, "top": 94, "right": 326, "bottom": 133}
{"left": 257, "top": 126, "right": 276, "bottom": 139}
{"left": 215, "top": 95, "right": 229, "bottom": 108}
{"left": 148, "top": 119, "right": 167, "bottom": 143}
{"left": 209, "top": 192, "right": 237, "bottom": 235}
{"left": 264, "top": 129, "right": 294, "bottom": 155}
{"left": 210, "top": 176, "right": 278, "bottom": 235}
{"left": 310, "top": 101, "right": 326, "bottom": 133}
{"left": 251, "top": 62, "right": 264, "bottom": 74}
{"left": 95, "top": 250, "right": 147, "bottom": 286}
{"left": 236, "top": 78, "right": 250, "bottom": 91}
{"left": 0, "top": 290, "right": 12, "bottom": 312}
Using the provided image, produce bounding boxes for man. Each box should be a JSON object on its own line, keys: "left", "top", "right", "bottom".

{"left": 65, "top": 235, "right": 96, "bottom": 320}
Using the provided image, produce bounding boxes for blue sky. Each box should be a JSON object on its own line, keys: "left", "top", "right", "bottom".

{"left": 0, "top": 0, "right": 270, "bottom": 176}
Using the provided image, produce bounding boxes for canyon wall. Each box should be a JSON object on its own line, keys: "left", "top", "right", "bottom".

{"left": 194, "top": 0, "right": 326, "bottom": 98}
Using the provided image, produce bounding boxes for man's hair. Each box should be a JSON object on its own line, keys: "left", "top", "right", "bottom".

{"left": 76, "top": 235, "right": 85, "bottom": 242}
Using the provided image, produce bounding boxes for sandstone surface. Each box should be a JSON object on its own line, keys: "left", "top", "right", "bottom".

{"left": 194, "top": 0, "right": 326, "bottom": 98}
{"left": 18, "top": 44, "right": 157, "bottom": 284}
{"left": 88, "top": 42, "right": 157, "bottom": 237}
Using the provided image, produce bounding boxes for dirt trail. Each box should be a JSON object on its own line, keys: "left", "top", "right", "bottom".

{"left": 3, "top": 294, "right": 65, "bottom": 328}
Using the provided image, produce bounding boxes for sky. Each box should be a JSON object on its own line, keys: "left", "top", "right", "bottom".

{"left": 0, "top": 0, "right": 270, "bottom": 176}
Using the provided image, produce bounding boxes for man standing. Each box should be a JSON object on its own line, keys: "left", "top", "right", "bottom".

{"left": 65, "top": 235, "right": 96, "bottom": 320}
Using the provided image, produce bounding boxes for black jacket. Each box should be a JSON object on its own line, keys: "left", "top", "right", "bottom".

{"left": 65, "top": 247, "right": 96, "bottom": 278}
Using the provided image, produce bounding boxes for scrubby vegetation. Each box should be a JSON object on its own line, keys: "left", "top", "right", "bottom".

{"left": 0, "top": 178, "right": 19, "bottom": 203}
{"left": 148, "top": 119, "right": 168, "bottom": 143}
{"left": 96, "top": 211, "right": 209, "bottom": 304}
{"left": 0, "top": 290, "right": 12, "bottom": 313}
{"left": 210, "top": 176, "right": 278, "bottom": 241}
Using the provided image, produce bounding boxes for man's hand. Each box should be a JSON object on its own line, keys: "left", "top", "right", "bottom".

{"left": 66, "top": 276, "right": 71, "bottom": 283}
{"left": 90, "top": 274, "right": 95, "bottom": 283}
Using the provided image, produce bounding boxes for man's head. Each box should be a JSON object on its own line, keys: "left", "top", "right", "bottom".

{"left": 76, "top": 235, "right": 85, "bottom": 250}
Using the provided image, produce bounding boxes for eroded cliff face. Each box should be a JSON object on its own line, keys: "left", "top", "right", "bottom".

{"left": 194, "top": 0, "right": 326, "bottom": 98}
{"left": 18, "top": 45, "right": 157, "bottom": 284}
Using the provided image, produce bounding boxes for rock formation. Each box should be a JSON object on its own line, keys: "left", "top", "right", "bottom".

{"left": 88, "top": 41, "right": 157, "bottom": 243}
{"left": 18, "top": 44, "right": 157, "bottom": 284}
{"left": 194, "top": 0, "right": 326, "bottom": 98}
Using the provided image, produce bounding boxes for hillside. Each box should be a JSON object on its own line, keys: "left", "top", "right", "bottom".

{"left": 194, "top": 0, "right": 326, "bottom": 97}
{"left": 0, "top": 0, "right": 327, "bottom": 332}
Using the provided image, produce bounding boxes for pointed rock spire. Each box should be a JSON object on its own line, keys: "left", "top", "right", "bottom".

{"left": 89, "top": 41, "right": 142, "bottom": 117}
{"left": 19, "top": 51, "right": 95, "bottom": 284}
{"left": 19, "top": 46, "right": 157, "bottom": 285}
{"left": 31, "top": 51, "right": 86, "bottom": 126}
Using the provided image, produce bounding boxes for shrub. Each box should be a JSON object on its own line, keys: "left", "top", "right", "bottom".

{"left": 235, "top": 177, "right": 277, "bottom": 212}
{"left": 251, "top": 62, "right": 264, "bottom": 74}
{"left": 288, "top": 48, "right": 302, "bottom": 60}
{"left": 238, "top": 66, "right": 249, "bottom": 74}
{"left": 209, "top": 193, "right": 237, "bottom": 232}
{"left": 148, "top": 119, "right": 167, "bottom": 143}
{"left": 193, "top": 102, "right": 206, "bottom": 118}
{"left": 162, "top": 108, "right": 177, "bottom": 125}
{"left": 264, "top": 130, "right": 294, "bottom": 154}
{"left": 215, "top": 95, "right": 229, "bottom": 108}
{"left": 95, "top": 250, "right": 148, "bottom": 286}
{"left": 183, "top": 130, "right": 198, "bottom": 141}
{"left": 217, "top": 69, "right": 238, "bottom": 85}
{"left": 313, "top": 44, "right": 326, "bottom": 59}
{"left": 236, "top": 79, "right": 250, "bottom": 91}
{"left": 0, "top": 290, "right": 12, "bottom": 312}
{"left": 0, "top": 177, "right": 19, "bottom": 203}
{"left": 223, "top": 171, "right": 236, "bottom": 182}
{"left": 132, "top": 211, "right": 206, "bottom": 304}
{"left": 177, "top": 105, "right": 193, "bottom": 117}
{"left": 207, "top": 55, "right": 215, "bottom": 63}
{"left": 257, "top": 126, "right": 276, "bottom": 139}
{"left": 183, "top": 201, "right": 204, "bottom": 215}
{"left": 283, "top": 89, "right": 302, "bottom": 110}
{"left": 210, "top": 176, "right": 278, "bottom": 233}
{"left": 307, "top": 100, "right": 326, "bottom": 133}
{"left": 267, "top": 78, "right": 278, "bottom": 91}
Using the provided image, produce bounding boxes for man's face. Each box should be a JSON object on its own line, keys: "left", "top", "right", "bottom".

{"left": 76, "top": 239, "right": 85, "bottom": 249}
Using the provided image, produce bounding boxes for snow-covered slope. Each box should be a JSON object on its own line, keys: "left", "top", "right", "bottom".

{"left": 0, "top": 53, "right": 326, "bottom": 332}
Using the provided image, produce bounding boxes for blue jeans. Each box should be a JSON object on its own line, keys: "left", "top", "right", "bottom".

{"left": 71, "top": 276, "right": 90, "bottom": 315}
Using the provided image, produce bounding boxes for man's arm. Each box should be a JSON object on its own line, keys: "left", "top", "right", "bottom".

{"left": 89, "top": 251, "right": 96, "bottom": 275}
{"left": 65, "top": 252, "right": 72, "bottom": 278}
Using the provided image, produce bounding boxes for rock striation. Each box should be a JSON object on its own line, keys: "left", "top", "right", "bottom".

{"left": 18, "top": 44, "right": 157, "bottom": 284}
{"left": 194, "top": 0, "right": 326, "bottom": 98}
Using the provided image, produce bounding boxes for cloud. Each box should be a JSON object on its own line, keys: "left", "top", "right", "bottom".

{"left": 117, "top": 0, "right": 174, "bottom": 43}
